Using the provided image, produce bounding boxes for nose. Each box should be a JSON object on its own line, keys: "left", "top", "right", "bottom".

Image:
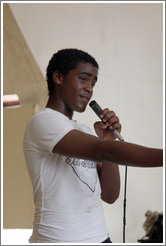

{"left": 85, "top": 81, "right": 93, "bottom": 94}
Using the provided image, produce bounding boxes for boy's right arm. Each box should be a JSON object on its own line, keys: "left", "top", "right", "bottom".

{"left": 53, "top": 129, "right": 163, "bottom": 168}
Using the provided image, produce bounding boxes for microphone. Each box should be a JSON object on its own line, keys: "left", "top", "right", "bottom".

{"left": 89, "top": 100, "right": 124, "bottom": 141}
{"left": 89, "top": 100, "right": 128, "bottom": 243}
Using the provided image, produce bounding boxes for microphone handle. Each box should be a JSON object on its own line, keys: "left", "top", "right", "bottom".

{"left": 89, "top": 100, "right": 124, "bottom": 142}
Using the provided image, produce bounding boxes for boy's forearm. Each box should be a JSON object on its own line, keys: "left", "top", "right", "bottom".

{"left": 98, "top": 162, "right": 120, "bottom": 204}
{"left": 97, "top": 140, "right": 163, "bottom": 168}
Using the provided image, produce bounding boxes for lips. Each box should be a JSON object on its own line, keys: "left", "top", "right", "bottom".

{"left": 80, "top": 95, "right": 90, "bottom": 104}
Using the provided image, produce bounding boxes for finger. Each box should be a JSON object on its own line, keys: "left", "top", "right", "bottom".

{"left": 100, "top": 108, "right": 111, "bottom": 119}
{"left": 100, "top": 109, "right": 116, "bottom": 123}
{"left": 94, "top": 121, "right": 105, "bottom": 129}
{"left": 99, "top": 109, "right": 121, "bottom": 132}
{"left": 104, "top": 115, "right": 119, "bottom": 127}
{"left": 109, "top": 122, "right": 122, "bottom": 132}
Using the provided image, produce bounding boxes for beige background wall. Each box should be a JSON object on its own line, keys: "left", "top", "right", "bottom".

{"left": 3, "top": 2, "right": 163, "bottom": 244}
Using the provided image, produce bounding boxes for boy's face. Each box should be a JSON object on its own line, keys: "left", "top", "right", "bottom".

{"left": 59, "top": 62, "right": 98, "bottom": 114}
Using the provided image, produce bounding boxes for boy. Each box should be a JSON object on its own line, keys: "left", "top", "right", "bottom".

{"left": 23, "top": 48, "right": 162, "bottom": 243}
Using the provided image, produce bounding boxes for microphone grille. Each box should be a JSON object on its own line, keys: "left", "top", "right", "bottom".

{"left": 89, "top": 100, "right": 102, "bottom": 117}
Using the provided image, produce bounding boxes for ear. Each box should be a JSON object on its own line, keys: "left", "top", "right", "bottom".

{"left": 53, "top": 71, "right": 64, "bottom": 85}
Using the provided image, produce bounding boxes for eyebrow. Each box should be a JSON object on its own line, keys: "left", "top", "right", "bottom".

{"left": 79, "top": 72, "right": 98, "bottom": 81}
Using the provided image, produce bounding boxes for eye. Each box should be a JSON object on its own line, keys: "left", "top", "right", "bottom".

{"left": 91, "top": 82, "right": 96, "bottom": 88}
{"left": 79, "top": 77, "right": 87, "bottom": 82}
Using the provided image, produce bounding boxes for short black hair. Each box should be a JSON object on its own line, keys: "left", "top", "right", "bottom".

{"left": 46, "top": 48, "right": 99, "bottom": 96}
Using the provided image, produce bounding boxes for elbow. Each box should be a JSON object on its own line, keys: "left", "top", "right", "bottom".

{"left": 101, "top": 191, "right": 120, "bottom": 204}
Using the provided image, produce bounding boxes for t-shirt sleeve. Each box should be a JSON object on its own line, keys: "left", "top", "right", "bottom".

{"left": 27, "top": 111, "right": 75, "bottom": 153}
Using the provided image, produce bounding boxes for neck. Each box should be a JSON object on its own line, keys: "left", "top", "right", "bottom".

{"left": 46, "top": 95, "right": 73, "bottom": 120}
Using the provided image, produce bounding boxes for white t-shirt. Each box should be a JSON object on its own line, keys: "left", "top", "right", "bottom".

{"left": 23, "top": 108, "right": 108, "bottom": 243}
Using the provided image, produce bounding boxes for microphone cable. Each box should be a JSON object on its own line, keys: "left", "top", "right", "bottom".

{"left": 123, "top": 161, "right": 128, "bottom": 243}
{"left": 113, "top": 134, "right": 127, "bottom": 243}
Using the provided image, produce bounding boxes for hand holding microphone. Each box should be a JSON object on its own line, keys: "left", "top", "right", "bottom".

{"left": 89, "top": 100, "right": 124, "bottom": 142}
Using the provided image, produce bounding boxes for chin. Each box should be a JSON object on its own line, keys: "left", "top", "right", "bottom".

{"left": 76, "top": 105, "right": 87, "bottom": 113}
{"left": 74, "top": 101, "right": 88, "bottom": 113}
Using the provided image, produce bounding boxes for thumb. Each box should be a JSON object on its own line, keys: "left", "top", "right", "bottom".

{"left": 94, "top": 121, "right": 105, "bottom": 129}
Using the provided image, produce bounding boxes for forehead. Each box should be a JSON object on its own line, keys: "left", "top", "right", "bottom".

{"left": 71, "top": 62, "right": 98, "bottom": 76}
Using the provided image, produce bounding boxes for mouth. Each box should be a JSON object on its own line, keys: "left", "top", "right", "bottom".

{"left": 80, "top": 95, "right": 90, "bottom": 104}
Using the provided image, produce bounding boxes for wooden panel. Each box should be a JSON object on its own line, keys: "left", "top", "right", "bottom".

{"left": 3, "top": 3, "right": 47, "bottom": 107}
{"left": 3, "top": 105, "right": 35, "bottom": 228}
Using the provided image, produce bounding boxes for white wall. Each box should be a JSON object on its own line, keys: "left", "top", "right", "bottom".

{"left": 8, "top": 2, "right": 164, "bottom": 243}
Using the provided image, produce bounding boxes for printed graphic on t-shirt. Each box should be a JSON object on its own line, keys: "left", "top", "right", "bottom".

{"left": 66, "top": 157, "right": 97, "bottom": 192}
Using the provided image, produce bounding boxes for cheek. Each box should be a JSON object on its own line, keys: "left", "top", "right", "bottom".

{"left": 70, "top": 82, "right": 81, "bottom": 96}
{"left": 63, "top": 79, "right": 82, "bottom": 102}
{"left": 65, "top": 87, "right": 80, "bottom": 106}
